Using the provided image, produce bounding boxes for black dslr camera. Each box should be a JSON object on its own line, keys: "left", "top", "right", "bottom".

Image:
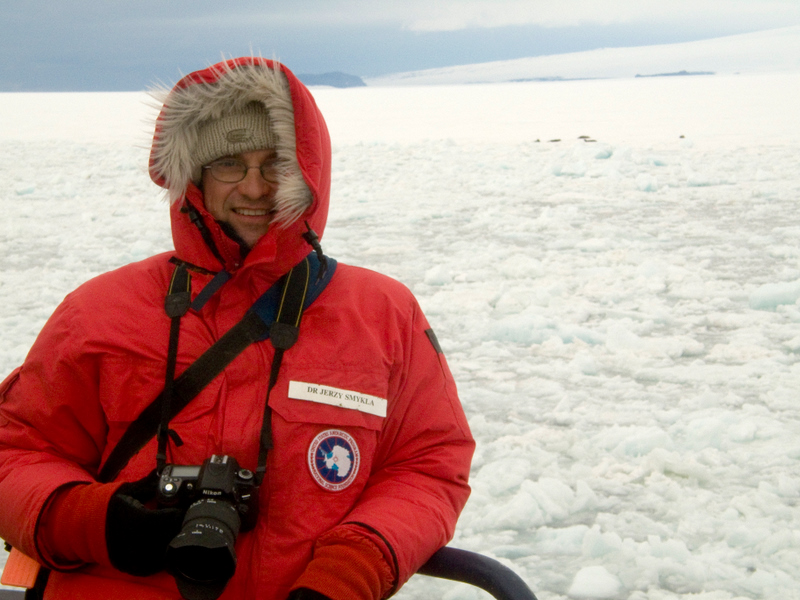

{"left": 157, "top": 455, "right": 259, "bottom": 600}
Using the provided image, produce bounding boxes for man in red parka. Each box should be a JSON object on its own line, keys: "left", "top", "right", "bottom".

{"left": 0, "top": 57, "right": 474, "bottom": 600}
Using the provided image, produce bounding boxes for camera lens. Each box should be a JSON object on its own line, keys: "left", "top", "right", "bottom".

{"left": 166, "top": 498, "right": 242, "bottom": 600}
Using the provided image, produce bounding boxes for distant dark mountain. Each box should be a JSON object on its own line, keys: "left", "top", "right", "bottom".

{"left": 297, "top": 72, "right": 366, "bottom": 88}
{"left": 635, "top": 70, "right": 715, "bottom": 78}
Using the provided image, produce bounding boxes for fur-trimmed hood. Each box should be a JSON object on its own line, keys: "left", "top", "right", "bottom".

{"left": 148, "top": 58, "right": 332, "bottom": 278}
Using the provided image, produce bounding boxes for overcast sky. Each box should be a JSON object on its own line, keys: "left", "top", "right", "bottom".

{"left": 2, "top": 0, "right": 800, "bottom": 91}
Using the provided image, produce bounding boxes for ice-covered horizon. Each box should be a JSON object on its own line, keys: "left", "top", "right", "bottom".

{"left": 365, "top": 25, "right": 800, "bottom": 86}
{"left": 2, "top": 70, "right": 800, "bottom": 599}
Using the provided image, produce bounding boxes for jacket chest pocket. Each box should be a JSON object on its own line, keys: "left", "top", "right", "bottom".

{"left": 99, "top": 356, "right": 218, "bottom": 424}
{"left": 98, "top": 356, "right": 223, "bottom": 476}
{"left": 265, "top": 366, "right": 388, "bottom": 529}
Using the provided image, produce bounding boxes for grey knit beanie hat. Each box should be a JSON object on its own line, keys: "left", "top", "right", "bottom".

{"left": 193, "top": 101, "right": 276, "bottom": 180}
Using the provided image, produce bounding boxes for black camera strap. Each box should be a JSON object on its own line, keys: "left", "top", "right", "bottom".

{"left": 156, "top": 263, "right": 192, "bottom": 474}
{"left": 98, "top": 251, "right": 335, "bottom": 484}
{"left": 255, "top": 259, "right": 309, "bottom": 485}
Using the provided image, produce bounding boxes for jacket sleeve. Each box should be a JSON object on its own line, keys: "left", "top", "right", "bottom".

{"left": 299, "top": 299, "right": 475, "bottom": 596}
{"left": 0, "top": 295, "right": 108, "bottom": 565}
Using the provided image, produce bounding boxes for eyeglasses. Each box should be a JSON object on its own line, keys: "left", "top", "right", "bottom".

{"left": 202, "top": 158, "right": 281, "bottom": 184}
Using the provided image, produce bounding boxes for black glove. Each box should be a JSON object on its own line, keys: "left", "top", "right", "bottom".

{"left": 105, "top": 471, "right": 184, "bottom": 576}
{"left": 287, "top": 589, "right": 333, "bottom": 600}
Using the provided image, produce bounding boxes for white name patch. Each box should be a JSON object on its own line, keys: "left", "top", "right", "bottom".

{"left": 288, "top": 381, "right": 388, "bottom": 418}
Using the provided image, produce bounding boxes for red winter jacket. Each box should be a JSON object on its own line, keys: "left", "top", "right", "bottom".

{"left": 0, "top": 58, "right": 474, "bottom": 600}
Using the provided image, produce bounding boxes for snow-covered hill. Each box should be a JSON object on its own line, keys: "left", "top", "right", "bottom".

{"left": 365, "top": 26, "right": 800, "bottom": 86}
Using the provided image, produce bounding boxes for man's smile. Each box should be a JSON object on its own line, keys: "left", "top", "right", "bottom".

{"left": 233, "top": 207, "right": 272, "bottom": 217}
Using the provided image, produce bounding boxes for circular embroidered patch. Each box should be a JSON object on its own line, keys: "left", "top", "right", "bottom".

{"left": 308, "top": 429, "right": 361, "bottom": 491}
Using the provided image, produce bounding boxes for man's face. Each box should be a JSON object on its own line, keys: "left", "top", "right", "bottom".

{"left": 201, "top": 149, "right": 279, "bottom": 248}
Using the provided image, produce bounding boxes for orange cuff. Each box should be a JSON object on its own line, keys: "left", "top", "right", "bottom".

{"left": 292, "top": 531, "right": 394, "bottom": 600}
{"left": 36, "top": 482, "right": 121, "bottom": 570}
{"left": 1, "top": 548, "right": 41, "bottom": 588}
